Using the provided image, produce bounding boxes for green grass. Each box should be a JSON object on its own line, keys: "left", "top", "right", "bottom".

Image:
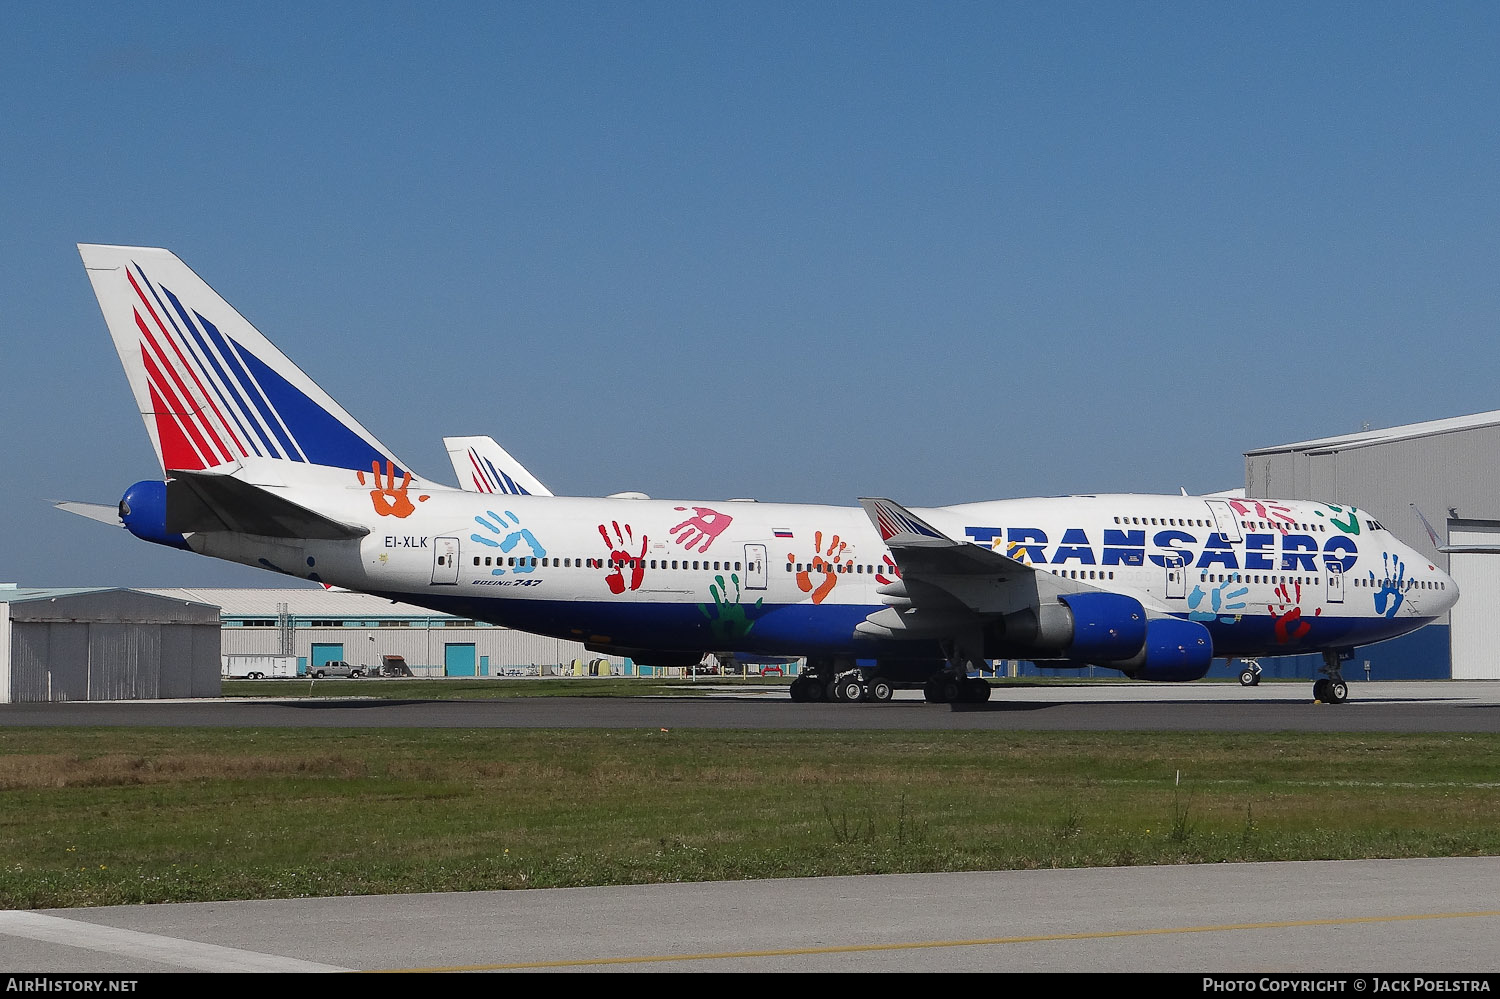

{"left": 2, "top": 728, "right": 1498, "bottom": 909}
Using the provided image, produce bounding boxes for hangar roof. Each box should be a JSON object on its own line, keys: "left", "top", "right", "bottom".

{"left": 0, "top": 585, "right": 217, "bottom": 610}
{"left": 138, "top": 587, "right": 459, "bottom": 619}
{"left": 1246, "top": 408, "right": 1500, "bottom": 456}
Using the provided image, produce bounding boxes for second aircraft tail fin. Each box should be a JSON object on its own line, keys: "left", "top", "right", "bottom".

{"left": 443, "top": 435, "right": 553, "bottom": 496}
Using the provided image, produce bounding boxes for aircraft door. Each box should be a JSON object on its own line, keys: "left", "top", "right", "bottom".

{"left": 1204, "top": 499, "right": 1243, "bottom": 543}
{"left": 1164, "top": 554, "right": 1186, "bottom": 599}
{"left": 744, "top": 544, "right": 768, "bottom": 590}
{"left": 1326, "top": 564, "right": 1344, "bottom": 604}
{"left": 432, "top": 536, "right": 460, "bottom": 585}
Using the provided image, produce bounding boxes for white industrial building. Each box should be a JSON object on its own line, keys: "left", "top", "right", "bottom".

{"left": 141, "top": 587, "right": 598, "bottom": 677}
{"left": 1246, "top": 409, "right": 1500, "bottom": 680}
{"left": 0, "top": 586, "right": 221, "bottom": 703}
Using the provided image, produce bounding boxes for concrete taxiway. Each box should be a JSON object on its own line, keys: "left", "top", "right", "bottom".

{"left": 4, "top": 857, "right": 1499, "bottom": 973}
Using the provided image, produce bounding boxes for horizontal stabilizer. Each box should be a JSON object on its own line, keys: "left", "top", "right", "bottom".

{"left": 52, "top": 500, "right": 123, "bottom": 527}
{"left": 166, "top": 469, "right": 368, "bottom": 540}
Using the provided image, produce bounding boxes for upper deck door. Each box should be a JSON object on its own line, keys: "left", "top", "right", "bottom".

{"left": 1204, "top": 499, "right": 1243, "bottom": 543}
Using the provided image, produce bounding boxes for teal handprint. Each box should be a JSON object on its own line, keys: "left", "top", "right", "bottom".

{"left": 1370, "top": 552, "right": 1406, "bottom": 618}
{"left": 1187, "top": 579, "right": 1250, "bottom": 623}
{"left": 470, "top": 510, "right": 546, "bottom": 575}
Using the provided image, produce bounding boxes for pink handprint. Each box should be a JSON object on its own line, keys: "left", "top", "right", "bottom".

{"left": 1230, "top": 499, "right": 1298, "bottom": 534}
{"left": 598, "top": 521, "right": 648, "bottom": 594}
{"left": 669, "top": 506, "right": 733, "bottom": 553}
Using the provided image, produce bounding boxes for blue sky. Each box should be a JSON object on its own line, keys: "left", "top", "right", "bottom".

{"left": 5, "top": 3, "right": 1499, "bottom": 587}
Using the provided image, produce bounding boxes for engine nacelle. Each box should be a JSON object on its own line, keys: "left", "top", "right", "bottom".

{"left": 1058, "top": 592, "right": 1148, "bottom": 660}
{"left": 999, "top": 592, "right": 1147, "bottom": 660}
{"left": 1116, "top": 618, "right": 1214, "bottom": 681}
{"left": 119, "top": 480, "right": 190, "bottom": 550}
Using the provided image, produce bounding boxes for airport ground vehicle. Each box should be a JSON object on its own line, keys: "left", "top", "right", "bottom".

{"left": 221, "top": 654, "right": 297, "bottom": 679}
{"left": 312, "top": 660, "right": 364, "bottom": 678}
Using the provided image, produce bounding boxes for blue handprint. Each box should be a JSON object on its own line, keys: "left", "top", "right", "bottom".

{"left": 1370, "top": 552, "right": 1406, "bottom": 618}
{"left": 1187, "top": 579, "right": 1250, "bottom": 623}
{"left": 470, "top": 509, "right": 547, "bottom": 575}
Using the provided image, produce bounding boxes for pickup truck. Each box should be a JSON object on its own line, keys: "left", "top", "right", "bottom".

{"left": 311, "top": 661, "right": 365, "bottom": 678}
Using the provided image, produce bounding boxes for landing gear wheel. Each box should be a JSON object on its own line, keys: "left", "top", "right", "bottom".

{"left": 1239, "top": 668, "right": 1258, "bottom": 687}
{"left": 940, "top": 677, "right": 963, "bottom": 704}
{"left": 1313, "top": 677, "right": 1330, "bottom": 702}
{"left": 837, "top": 678, "right": 867, "bottom": 703}
{"left": 968, "top": 679, "right": 992, "bottom": 702}
{"left": 869, "top": 679, "right": 894, "bottom": 702}
{"left": 1326, "top": 680, "right": 1349, "bottom": 704}
{"left": 789, "top": 677, "right": 809, "bottom": 702}
{"left": 923, "top": 678, "right": 947, "bottom": 703}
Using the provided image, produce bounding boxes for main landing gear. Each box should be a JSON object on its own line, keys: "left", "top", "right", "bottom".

{"left": 924, "top": 635, "right": 992, "bottom": 704}
{"left": 787, "top": 658, "right": 895, "bottom": 703}
{"left": 1237, "top": 659, "right": 1263, "bottom": 687}
{"left": 922, "top": 673, "right": 992, "bottom": 704}
{"left": 1313, "top": 649, "right": 1351, "bottom": 704}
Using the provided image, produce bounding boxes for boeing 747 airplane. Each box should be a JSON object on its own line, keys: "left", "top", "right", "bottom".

{"left": 68, "top": 244, "right": 1458, "bottom": 704}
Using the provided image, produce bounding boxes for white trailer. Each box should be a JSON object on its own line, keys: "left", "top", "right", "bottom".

{"left": 222, "top": 654, "right": 298, "bottom": 679}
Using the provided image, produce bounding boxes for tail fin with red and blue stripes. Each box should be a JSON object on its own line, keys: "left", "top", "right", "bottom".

{"left": 78, "top": 243, "right": 411, "bottom": 477}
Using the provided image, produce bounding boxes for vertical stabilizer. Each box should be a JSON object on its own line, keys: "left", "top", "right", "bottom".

{"left": 443, "top": 435, "right": 554, "bottom": 496}
{"left": 78, "top": 243, "right": 412, "bottom": 477}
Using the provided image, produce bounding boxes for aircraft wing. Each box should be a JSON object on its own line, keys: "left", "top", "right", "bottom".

{"left": 859, "top": 497, "right": 1034, "bottom": 578}
{"left": 855, "top": 497, "right": 1086, "bottom": 637}
{"left": 165, "top": 469, "right": 369, "bottom": 540}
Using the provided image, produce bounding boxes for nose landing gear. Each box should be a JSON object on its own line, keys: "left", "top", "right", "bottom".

{"left": 1314, "top": 650, "right": 1351, "bottom": 704}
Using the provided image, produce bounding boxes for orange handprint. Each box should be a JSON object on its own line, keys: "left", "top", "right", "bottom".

{"left": 357, "top": 460, "right": 426, "bottom": 518}
{"left": 788, "top": 530, "right": 852, "bottom": 604}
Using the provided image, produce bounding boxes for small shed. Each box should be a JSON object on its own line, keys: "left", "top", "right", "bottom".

{"left": 0, "top": 586, "right": 222, "bottom": 702}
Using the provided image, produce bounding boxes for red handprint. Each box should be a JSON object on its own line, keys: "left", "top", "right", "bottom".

{"left": 788, "top": 530, "right": 852, "bottom": 604}
{"left": 598, "top": 521, "right": 648, "bottom": 594}
{"left": 669, "top": 506, "right": 733, "bottom": 553}
{"left": 1268, "top": 581, "right": 1320, "bottom": 643}
{"left": 357, "top": 460, "right": 427, "bottom": 518}
{"left": 874, "top": 554, "right": 903, "bottom": 585}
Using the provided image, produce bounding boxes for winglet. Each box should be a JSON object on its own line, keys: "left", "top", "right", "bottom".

{"left": 858, "top": 498, "right": 957, "bottom": 548}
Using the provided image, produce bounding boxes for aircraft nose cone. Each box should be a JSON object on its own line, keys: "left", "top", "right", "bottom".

{"left": 1440, "top": 566, "right": 1460, "bottom": 612}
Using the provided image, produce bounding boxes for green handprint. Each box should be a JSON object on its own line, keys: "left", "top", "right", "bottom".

{"left": 1317, "top": 504, "right": 1361, "bottom": 535}
{"left": 697, "top": 573, "right": 763, "bottom": 643}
